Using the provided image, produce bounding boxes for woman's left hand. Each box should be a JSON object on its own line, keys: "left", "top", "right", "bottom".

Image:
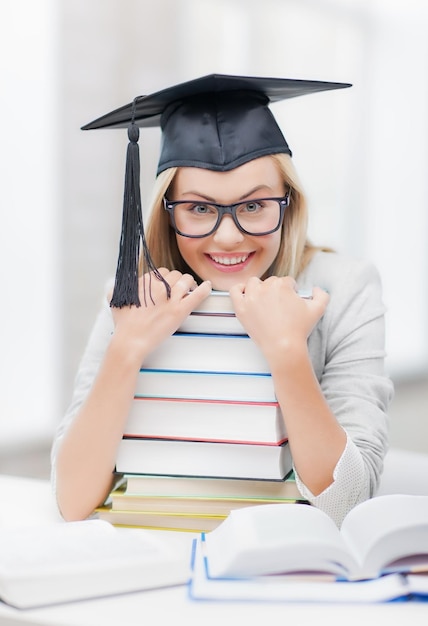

{"left": 229, "top": 276, "right": 329, "bottom": 364}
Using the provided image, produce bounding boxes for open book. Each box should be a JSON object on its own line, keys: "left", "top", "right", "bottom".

{"left": 190, "top": 537, "right": 428, "bottom": 603}
{"left": 197, "top": 494, "right": 428, "bottom": 581}
{"left": 0, "top": 519, "right": 190, "bottom": 608}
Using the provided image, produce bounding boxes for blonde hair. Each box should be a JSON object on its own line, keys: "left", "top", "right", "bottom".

{"left": 143, "top": 154, "right": 323, "bottom": 279}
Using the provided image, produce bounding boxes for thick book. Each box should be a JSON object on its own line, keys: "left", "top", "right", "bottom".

{"left": 178, "top": 289, "right": 312, "bottom": 335}
{"left": 195, "top": 494, "right": 428, "bottom": 581}
{"left": 124, "top": 472, "right": 301, "bottom": 500}
{"left": 187, "top": 291, "right": 236, "bottom": 315}
{"left": 142, "top": 333, "right": 270, "bottom": 374}
{"left": 181, "top": 289, "right": 313, "bottom": 316}
{"left": 190, "top": 537, "right": 428, "bottom": 603}
{"left": 178, "top": 291, "right": 244, "bottom": 335}
{"left": 0, "top": 519, "right": 189, "bottom": 609}
{"left": 178, "top": 312, "right": 246, "bottom": 335}
{"left": 134, "top": 369, "right": 276, "bottom": 402}
{"left": 95, "top": 505, "right": 227, "bottom": 532}
{"left": 109, "top": 484, "right": 306, "bottom": 515}
{"left": 116, "top": 438, "right": 292, "bottom": 480}
{"left": 125, "top": 397, "right": 286, "bottom": 445}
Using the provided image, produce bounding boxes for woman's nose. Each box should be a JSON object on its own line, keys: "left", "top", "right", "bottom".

{"left": 212, "top": 215, "right": 245, "bottom": 246}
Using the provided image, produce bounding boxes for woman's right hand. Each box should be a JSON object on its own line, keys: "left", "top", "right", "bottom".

{"left": 109, "top": 268, "right": 211, "bottom": 363}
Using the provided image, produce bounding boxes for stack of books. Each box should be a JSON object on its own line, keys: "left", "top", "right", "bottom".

{"left": 96, "top": 292, "right": 308, "bottom": 531}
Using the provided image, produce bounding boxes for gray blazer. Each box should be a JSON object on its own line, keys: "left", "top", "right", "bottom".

{"left": 295, "top": 251, "right": 393, "bottom": 523}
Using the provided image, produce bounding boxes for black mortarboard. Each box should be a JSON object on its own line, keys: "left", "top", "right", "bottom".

{"left": 82, "top": 74, "right": 351, "bottom": 307}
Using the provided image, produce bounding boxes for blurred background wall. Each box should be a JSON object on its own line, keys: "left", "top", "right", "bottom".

{"left": 1, "top": 0, "right": 427, "bottom": 476}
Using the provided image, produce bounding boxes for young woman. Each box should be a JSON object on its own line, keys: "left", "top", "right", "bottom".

{"left": 51, "top": 75, "right": 393, "bottom": 526}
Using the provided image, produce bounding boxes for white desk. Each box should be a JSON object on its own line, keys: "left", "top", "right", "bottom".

{"left": 0, "top": 472, "right": 427, "bottom": 626}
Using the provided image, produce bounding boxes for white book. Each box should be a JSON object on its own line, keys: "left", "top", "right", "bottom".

{"left": 0, "top": 519, "right": 189, "bottom": 609}
{"left": 178, "top": 289, "right": 312, "bottom": 335}
{"left": 186, "top": 289, "right": 313, "bottom": 315}
{"left": 135, "top": 369, "right": 277, "bottom": 402}
{"left": 143, "top": 332, "right": 270, "bottom": 374}
{"left": 189, "top": 291, "right": 236, "bottom": 314}
{"left": 178, "top": 291, "right": 244, "bottom": 334}
{"left": 178, "top": 313, "right": 246, "bottom": 335}
{"left": 116, "top": 438, "right": 292, "bottom": 481}
{"left": 124, "top": 473, "right": 300, "bottom": 500}
{"left": 125, "top": 397, "right": 286, "bottom": 445}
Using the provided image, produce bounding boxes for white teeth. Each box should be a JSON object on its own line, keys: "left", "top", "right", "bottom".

{"left": 210, "top": 255, "right": 249, "bottom": 266}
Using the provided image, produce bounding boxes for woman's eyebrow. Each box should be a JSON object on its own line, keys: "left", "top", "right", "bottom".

{"left": 238, "top": 185, "right": 274, "bottom": 200}
{"left": 180, "top": 184, "right": 274, "bottom": 202}
{"left": 179, "top": 191, "right": 217, "bottom": 201}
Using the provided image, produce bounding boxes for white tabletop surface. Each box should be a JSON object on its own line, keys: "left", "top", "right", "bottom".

{"left": 0, "top": 473, "right": 427, "bottom": 626}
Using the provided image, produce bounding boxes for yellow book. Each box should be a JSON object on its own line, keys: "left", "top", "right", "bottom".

{"left": 95, "top": 504, "right": 226, "bottom": 532}
{"left": 110, "top": 483, "right": 306, "bottom": 516}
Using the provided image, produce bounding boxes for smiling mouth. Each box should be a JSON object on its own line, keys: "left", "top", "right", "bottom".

{"left": 208, "top": 253, "right": 252, "bottom": 266}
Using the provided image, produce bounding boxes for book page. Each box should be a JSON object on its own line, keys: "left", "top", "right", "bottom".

{"left": 0, "top": 520, "right": 175, "bottom": 575}
{"left": 340, "top": 495, "right": 428, "bottom": 579}
{"left": 204, "top": 503, "right": 357, "bottom": 578}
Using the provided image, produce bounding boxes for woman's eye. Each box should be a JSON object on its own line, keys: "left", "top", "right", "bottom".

{"left": 192, "top": 204, "right": 211, "bottom": 214}
{"left": 244, "top": 202, "right": 261, "bottom": 212}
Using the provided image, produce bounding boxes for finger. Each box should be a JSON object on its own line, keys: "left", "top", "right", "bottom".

{"left": 262, "top": 275, "right": 279, "bottom": 285}
{"left": 311, "top": 286, "right": 330, "bottom": 315}
{"left": 170, "top": 273, "right": 198, "bottom": 297}
{"left": 137, "top": 271, "right": 173, "bottom": 305}
{"left": 180, "top": 280, "right": 212, "bottom": 312}
{"left": 312, "top": 286, "right": 330, "bottom": 304}
{"left": 279, "top": 275, "right": 297, "bottom": 292}
{"left": 139, "top": 269, "right": 182, "bottom": 294}
{"left": 156, "top": 267, "right": 171, "bottom": 277}
{"left": 229, "top": 282, "right": 248, "bottom": 315}
{"left": 139, "top": 268, "right": 168, "bottom": 287}
{"left": 164, "top": 270, "right": 193, "bottom": 287}
{"left": 229, "top": 282, "right": 246, "bottom": 297}
{"left": 187, "top": 280, "right": 212, "bottom": 301}
{"left": 237, "top": 276, "right": 262, "bottom": 298}
{"left": 139, "top": 267, "right": 178, "bottom": 283}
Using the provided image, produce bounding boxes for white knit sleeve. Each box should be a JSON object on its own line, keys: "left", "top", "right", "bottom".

{"left": 294, "top": 433, "right": 369, "bottom": 527}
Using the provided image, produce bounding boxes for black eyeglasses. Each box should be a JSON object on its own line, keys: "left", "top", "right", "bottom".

{"left": 163, "top": 194, "right": 290, "bottom": 238}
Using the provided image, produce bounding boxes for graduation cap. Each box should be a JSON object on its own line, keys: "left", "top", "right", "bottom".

{"left": 82, "top": 73, "right": 351, "bottom": 307}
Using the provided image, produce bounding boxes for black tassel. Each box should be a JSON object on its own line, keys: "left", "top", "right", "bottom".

{"left": 110, "top": 100, "right": 171, "bottom": 308}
